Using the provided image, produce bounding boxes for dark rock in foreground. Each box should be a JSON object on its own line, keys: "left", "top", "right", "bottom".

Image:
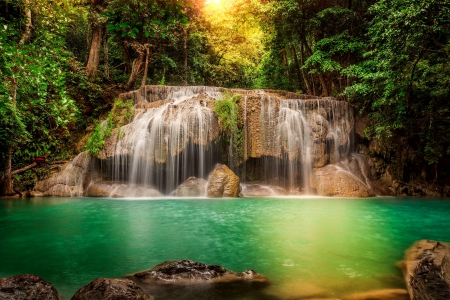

{"left": 133, "top": 260, "right": 267, "bottom": 284}
{"left": 206, "top": 164, "right": 240, "bottom": 198}
{"left": 400, "top": 240, "right": 450, "bottom": 300}
{"left": 171, "top": 177, "right": 208, "bottom": 197}
{"left": 71, "top": 278, "right": 153, "bottom": 300}
{"left": 0, "top": 274, "right": 60, "bottom": 300}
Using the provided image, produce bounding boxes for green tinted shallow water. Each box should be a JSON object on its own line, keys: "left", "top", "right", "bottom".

{"left": 1, "top": 197, "right": 450, "bottom": 299}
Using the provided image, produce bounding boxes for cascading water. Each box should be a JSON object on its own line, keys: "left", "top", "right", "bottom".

{"left": 36, "top": 85, "right": 372, "bottom": 197}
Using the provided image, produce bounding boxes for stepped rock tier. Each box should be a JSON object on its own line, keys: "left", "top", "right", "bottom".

{"left": 35, "top": 85, "right": 387, "bottom": 197}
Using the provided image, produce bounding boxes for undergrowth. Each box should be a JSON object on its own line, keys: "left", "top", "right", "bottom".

{"left": 85, "top": 99, "right": 134, "bottom": 156}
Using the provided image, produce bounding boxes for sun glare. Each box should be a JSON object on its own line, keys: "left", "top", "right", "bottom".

{"left": 205, "top": 0, "right": 221, "bottom": 5}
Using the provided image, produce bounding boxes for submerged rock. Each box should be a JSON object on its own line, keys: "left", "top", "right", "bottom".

{"left": 400, "top": 240, "right": 450, "bottom": 300}
{"left": 206, "top": 164, "right": 240, "bottom": 198}
{"left": 133, "top": 260, "right": 267, "bottom": 284}
{"left": 342, "top": 289, "right": 409, "bottom": 300}
{"left": 171, "top": 177, "right": 208, "bottom": 197}
{"left": 0, "top": 274, "right": 61, "bottom": 300}
{"left": 71, "top": 278, "right": 153, "bottom": 300}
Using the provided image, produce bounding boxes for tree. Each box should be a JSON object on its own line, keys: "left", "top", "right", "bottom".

{"left": 345, "top": 0, "right": 450, "bottom": 169}
{"left": 86, "top": 0, "right": 107, "bottom": 78}
{"left": 0, "top": 0, "right": 78, "bottom": 195}
{"left": 105, "top": 0, "right": 189, "bottom": 89}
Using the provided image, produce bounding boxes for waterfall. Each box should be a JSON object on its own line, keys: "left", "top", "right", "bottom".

{"left": 103, "top": 86, "right": 354, "bottom": 195}
{"left": 37, "top": 86, "right": 361, "bottom": 197}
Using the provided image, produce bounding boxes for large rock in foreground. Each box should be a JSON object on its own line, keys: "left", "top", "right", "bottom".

{"left": 400, "top": 240, "right": 450, "bottom": 300}
{"left": 171, "top": 177, "right": 207, "bottom": 197}
{"left": 206, "top": 164, "right": 240, "bottom": 198}
{"left": 133, "top": 260, "right": 266, "bottom": 284}
{"left": 0, "top": 274, "right": 61, "bottom": 300}
{"left": 71, "top": 278, "right": 153, "bottom": 300}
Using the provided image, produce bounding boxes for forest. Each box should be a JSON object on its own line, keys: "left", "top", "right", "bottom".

{"left": 0, "top": 0, "right": 449, "bottom": 195}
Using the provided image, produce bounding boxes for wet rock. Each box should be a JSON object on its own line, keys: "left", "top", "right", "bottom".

{"left": 34, "top": 151, "right": 92, "bottom": 197}
{"left": 342, "top": 289, "right": 409, "bottom": 300}
{"left": 310, "top": 164, "right": 375, "bottom": 197}
{"left": 240, "top": 184, "right": 288, "bottom": 196}
{"left": 400, "top": 240, "right": 450, "bottom": 300}
{"left": 206, "top": 164, "right": 240, "bottom": 198}
{"left": 0, "top": 274, "right": 60, "bottom": 300}
{"left": 133, "top": 260, "right": 267, "bottom": 284}
{"left": 71, "top": 278, "right": 153, "bottom": 300}
{"left": 171, "top": 177, "right": 207, "bottom": 197}
{"left": 86, "top": 182, "right": 163, "bottom": 198}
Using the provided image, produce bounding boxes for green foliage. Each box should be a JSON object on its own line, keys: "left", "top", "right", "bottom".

{"left": 0, "top": 3, "right": 79, "bottom": 175}
{"left": 214, "top": 92, "right": 244, "bottom": 161}
{"left": 85, "top": 98, "right": 134, "bottom": 156}
{"left": 345, "top": 0, "right": 450, "bottom": 165}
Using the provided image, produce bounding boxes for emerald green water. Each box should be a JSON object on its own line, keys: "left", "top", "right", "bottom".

{"left": 1, "top": 197, "right": 449, "bottom": 299}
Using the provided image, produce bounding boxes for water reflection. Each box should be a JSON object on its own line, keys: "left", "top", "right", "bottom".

{"left": 0, "top": 197, "right": 449, "bottom": 299}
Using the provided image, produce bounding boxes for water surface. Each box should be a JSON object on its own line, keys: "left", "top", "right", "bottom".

{"left": 1, "top": 197, "right": 449, "bottom": 299}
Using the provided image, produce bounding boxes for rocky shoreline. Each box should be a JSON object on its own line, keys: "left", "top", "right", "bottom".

{"left": 2, "top": 241, "right": 449, "bottom": 300}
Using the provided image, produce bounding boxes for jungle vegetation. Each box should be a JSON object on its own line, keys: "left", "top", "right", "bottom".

{"left": 0, "top": 0, "right": 449, "bottom": 195}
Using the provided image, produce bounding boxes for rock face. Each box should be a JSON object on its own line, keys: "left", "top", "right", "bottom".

{"left": 71, "top": 278, "right": 153, "bottom": 300}
{"left": 34, "top": 151, "right": 92, "bottom": 197}
{"left": 85, "top": 182, "right": 163, "bottom": 198}
{"left": 310, "top": 153, "right": 391, "bottom": 197}
{"left": 133, "top": 260, "right": 266, "bottom": 283}
{"left": 311, "top": 165, "right": 375, "bottom": 198}
{"left": 206, "top": 164, "right": 240, "bottom": 198}
{"left": 171, "top": 177, "right": 207, "bottom": 197}
{"left": 400, "top": 240, "right": 450, "bottom": 300}
{"left": 240, "top": 184, "right": 288, "bottom": 197}
{"left": 0, "top": 274, "right": 61, "bottom": 300}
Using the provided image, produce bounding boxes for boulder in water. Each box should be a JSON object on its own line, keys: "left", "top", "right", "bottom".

{"left": 171, "top": 177, "right": 207, "bottom": 197}
{"left": 0, "top": 274, "right": 61, "bottom": 300}
{"left": 133, "top": 260, "right": 267, "bottom": 284}
{"left": 71, "top": 278, "right": 153, "bottom": 300}
{"left": 342, "top": 289, "right": 409, "bottom": 300}
{"left": 400, "top": 240, "right": 450, "bottom": 300}
{"left": 206, "top": 164, "right": 240, "bottom": 198}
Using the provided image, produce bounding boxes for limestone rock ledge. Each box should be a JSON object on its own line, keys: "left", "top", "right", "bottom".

{"left": 34, "top": 151, "right": 92, "bottom": 197}
{"left": 400, "top": 240, "right": 450, "bottom": 300}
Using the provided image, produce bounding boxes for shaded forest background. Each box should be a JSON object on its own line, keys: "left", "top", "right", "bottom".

{"left": 1, "top": 0, "right": 449, "bottom": 194}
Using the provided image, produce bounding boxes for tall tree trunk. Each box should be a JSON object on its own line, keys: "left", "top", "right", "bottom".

{"left": 141, "top": 44, "right": 151, "bottom": 87}
{"left": 2, "top": 148, "right": 14, "bottom": 196}
{"left": 103, "top": 29, "right": 110, "bottom": 79}
{"left": 299, "top": 43, "right": 312, "bottom": 95}
{"left": 122, "top": 41, "right": 132, "bottom": 74}
{"left": 85, "top": 0, "right": 105, "bottom": 78}
{"left": 126, "top": 42, "right": 146, "bottom": 90}
{"left": 348, "top": 0, "right": 352, "bottom": 9}
{"left": 19, "top": 0, "right": 32, "bottom": 45}
{"left": 282, "top": 49, "right": 289, "bottom": 77}
{"left": 291, "top": 45, "right": 304, "bottom": 92}
{"left": 301, "top": 36, "right": 329, "bottom": 97}
{"left": 183, "top": 28, "right": 188, "bottom": 85}
{"left": 86, "top": 23, "right": 102, "bottom": 78}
